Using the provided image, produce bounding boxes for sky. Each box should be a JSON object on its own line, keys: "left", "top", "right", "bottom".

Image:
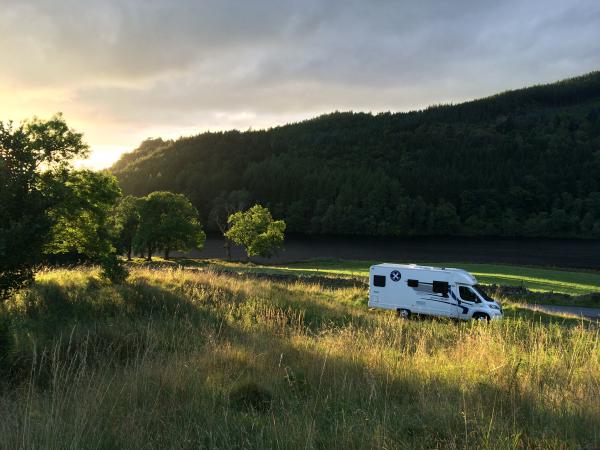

{"left": 1, "top": 0, "right": 599, "bottom": 169}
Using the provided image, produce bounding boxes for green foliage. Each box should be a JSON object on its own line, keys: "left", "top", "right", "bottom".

{"left": 134, "top": 191, "right": 206, "bottom": 260}
{"left": 229, "top": 381, "right": 273, "bottom": 412}
{"left": 99, "top": 255, "right": 129, "bottom": 284}
{"left": 208, "top": 190, "right": 251, "bottom": 234}
{"left": 111, "top": 72, "right": 600, "bottom": 238}
{"left": 0, "top": 316, "right": 11, "bottom": 363}
{"left": 208, "top": 190, "right": 252, "bottom": 259}
{"left": 225, "top": 205, "right": 286, "bottom": 258}
{"left": 110, "top": 195, "right": 141, "bottom": 260}
{"left": 45, "top": 170, "right": 122, "bottom": 258}
{"left": 0, "top": 113, "right": 88, "bottom": 299}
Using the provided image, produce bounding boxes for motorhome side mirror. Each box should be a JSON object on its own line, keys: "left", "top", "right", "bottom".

{"left": 432, "top": 281, "right": 449, "bottom": 296}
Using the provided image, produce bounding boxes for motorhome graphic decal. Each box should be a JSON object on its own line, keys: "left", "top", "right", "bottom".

{"left": 409, "top": 280, "right": 470, "bottom": 315}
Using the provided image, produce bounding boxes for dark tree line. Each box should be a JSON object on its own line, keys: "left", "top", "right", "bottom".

{"left": 111, "top": 71, "right": 600, "bottom": 239}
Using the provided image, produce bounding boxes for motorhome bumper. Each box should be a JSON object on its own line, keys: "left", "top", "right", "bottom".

{"left": 489, "top": 310, "right": 503, "bottom": 320}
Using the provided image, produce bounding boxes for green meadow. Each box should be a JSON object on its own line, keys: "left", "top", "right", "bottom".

{"left": 0, "top": 266, "right": 598, "bottom": 449}
{"left": 194, "top": 259, "right": 600, "bottom": 297}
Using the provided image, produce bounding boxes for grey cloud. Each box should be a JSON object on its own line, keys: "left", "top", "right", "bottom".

{"left": 4, "top": 0, "right": 596, "bottom": 87}
{"left": 1, "top": 0, "right": 599, "bottom": 165}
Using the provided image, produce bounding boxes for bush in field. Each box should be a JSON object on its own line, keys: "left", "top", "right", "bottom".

{"left": 225, "top": 204, "right": 285, "bottom": 259}
{"left": 99, "top": 255, "right": 128, "bottom": 284}
{"left": 0, "top": 317, "right": 11, "bottom": 363}
{"left": 229, "top": 381, "right": 273, "bottom": 412}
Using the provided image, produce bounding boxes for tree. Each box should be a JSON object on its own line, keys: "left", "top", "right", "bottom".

{"left": 428, "top": 201, "right": 461, "bottom": 235}
{"left": 44, "top": 170, "right": 128, "bottom": 284}
{"left": 0, "top": 114, "right": 88, "bottom": 299}
{"left": 45, "top": 170, "right": 122, "bottom": 258}
{"left": 111, "top": 195, "right": 141, "bottom": 260}
{"left": 225, "top": 204, "right": 285, "bottom": 259}
{"left": 134, "top": 191, "right": 205, "bottom": 260}
{"left": 208, "top": 190, "right": 251, "bottom": 259}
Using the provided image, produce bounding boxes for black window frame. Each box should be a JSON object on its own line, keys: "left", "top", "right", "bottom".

{"left": 373, "top": 275, "right": 386, "bottom": 287}
{"left": 459, "top": 286, "right": 480, "bottom": 303}
{"left": 432, "top": 281, "right": 449, "bottom": 296}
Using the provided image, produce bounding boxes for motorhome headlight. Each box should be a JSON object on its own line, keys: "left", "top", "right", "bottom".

{"left": 489, "top": 304, "right": 501, "bottom": 310}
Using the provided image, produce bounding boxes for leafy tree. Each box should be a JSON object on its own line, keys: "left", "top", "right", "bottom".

{"left": 111, "top": 195, "right": 141, "bottom": 260}
{"left": 0, "top": 114, "right": 88, "bottom": 299}
{"left": 225, "top": 205, "right": 286, "bottom": 259}
{"left": 208, "top": 190, "right": 251, "bottom": 259}
{"left": 44, "top": 170, "right": 127, "bottom": 284}
{"left": 134, "top": 191, "right": 205, "bottom": 260}
{"left": 45, "top": 170, "right": 122, "bottom": 258}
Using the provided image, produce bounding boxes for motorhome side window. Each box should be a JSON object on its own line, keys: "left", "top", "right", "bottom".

{"left": 432, "top": 281, "right": 449, "bottom": 297}
{"left": 373, "top": 275, "right": 386, "bottom": 287}
{"left": 459, "top": 286, "right": 479, "bottom": 303}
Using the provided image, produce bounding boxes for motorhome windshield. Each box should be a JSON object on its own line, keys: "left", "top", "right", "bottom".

{"left": 473, "top": 284, "right": 495, "bottom": 302}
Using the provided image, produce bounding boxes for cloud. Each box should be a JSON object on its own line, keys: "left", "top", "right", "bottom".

{"left": 1, "top": 0, "right": 599, "bottom": 167}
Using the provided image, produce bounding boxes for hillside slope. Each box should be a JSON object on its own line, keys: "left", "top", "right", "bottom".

{"left": 111, "top": 72, "right": 600, "bottom": 238}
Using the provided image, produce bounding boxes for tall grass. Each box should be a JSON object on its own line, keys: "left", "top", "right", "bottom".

{"left": 215, "top": 258, "right": 600, "bottom": 295}
{"left": 0, "top": 267, "right": 598, "bottom": 449}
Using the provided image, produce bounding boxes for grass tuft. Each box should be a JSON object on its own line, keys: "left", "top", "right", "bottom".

{"left": 230, "top": 381, "right": 273, "bottom": 412}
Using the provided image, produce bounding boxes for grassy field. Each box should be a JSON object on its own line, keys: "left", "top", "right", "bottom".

{"left": 0, "top": 266, "right": 598, "bottom": 449}
{"left": 189, "top": 258, "right": 600, "bottom": 297}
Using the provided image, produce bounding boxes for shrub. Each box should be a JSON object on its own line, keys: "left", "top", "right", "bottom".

{"left": 229, "top": 381, "right": 273, "bottom": 412}
{"left": 100, "top": 256, "right": 129, "bottom": 284}
{"left": 0, "top": 318, "right": 11, "bottom": 362}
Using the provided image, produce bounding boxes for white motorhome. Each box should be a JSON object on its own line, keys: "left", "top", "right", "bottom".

{"left": 369, "top": 263, "right": 502, "bottom": 321}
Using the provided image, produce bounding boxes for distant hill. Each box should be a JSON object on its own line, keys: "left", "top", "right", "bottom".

{"left": 111, "top": 72, "right": 600, "bottom": 238}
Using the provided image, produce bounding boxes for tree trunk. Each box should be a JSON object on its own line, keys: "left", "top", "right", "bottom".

{"left": 224, "top": 241, "right": 231, "bottom": 260}
{"left": 146, "top": 246, "right": 152, "bottom": 261}
{"left": 164, "top": 248, "right": 170, "bottom": 259}
{"left": 127, "top": 246, "right": 132, "bottom": 261}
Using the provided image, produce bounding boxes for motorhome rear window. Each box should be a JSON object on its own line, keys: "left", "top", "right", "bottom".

{"left": 373, "top": 275, "right": 386, "bottom": 287}
{"left": 407, "top": 279, "right": 419, "bottom": 287}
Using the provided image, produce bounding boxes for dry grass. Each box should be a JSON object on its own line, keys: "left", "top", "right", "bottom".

{"left": 0, "top": 266, "right": 598, "bottom": 449}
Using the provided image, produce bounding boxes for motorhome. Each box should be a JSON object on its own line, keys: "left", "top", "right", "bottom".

{"left": 368, "top": 263, "right": 502, "bottom": 320}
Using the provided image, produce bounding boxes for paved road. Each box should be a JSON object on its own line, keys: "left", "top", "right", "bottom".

{"left": 526, "top": 304, "right": 600, "bottom": 319}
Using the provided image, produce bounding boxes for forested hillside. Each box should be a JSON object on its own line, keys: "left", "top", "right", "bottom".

{"left": 111, "top": 72, "right": 600, "bottom": 238}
